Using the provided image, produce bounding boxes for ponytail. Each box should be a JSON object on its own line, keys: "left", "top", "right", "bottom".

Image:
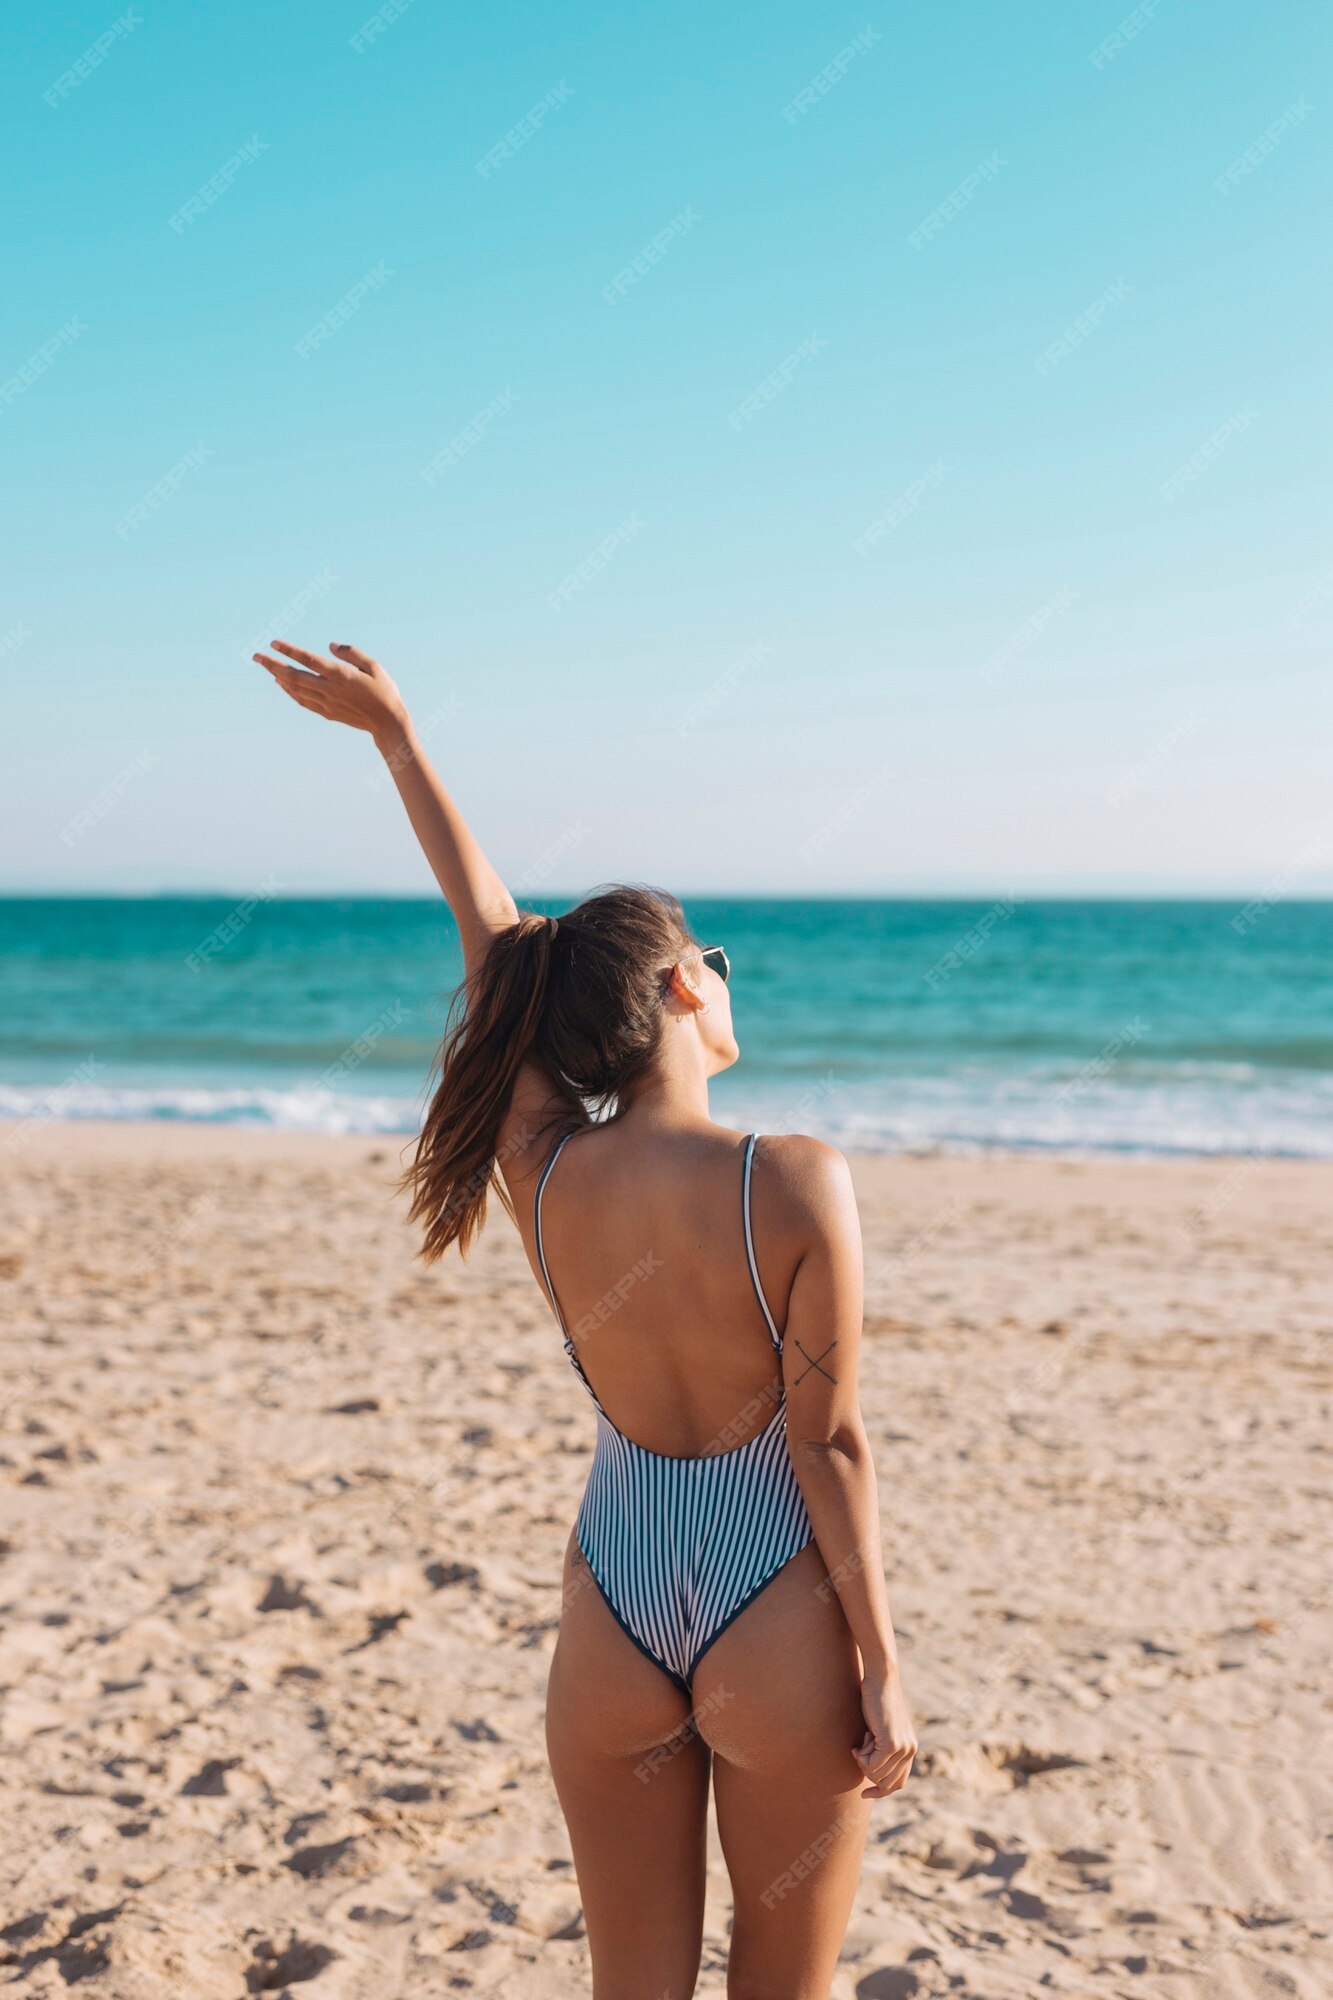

{"left": 403, "top": 914, "right": 564, "bottom": 1261}
{"left": 403, "top": 886, "right": 691, "bottom": 1261}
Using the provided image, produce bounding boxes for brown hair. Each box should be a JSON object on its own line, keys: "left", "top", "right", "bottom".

{"left": 402, "top": 886, "right": 692, "bottom": 1260}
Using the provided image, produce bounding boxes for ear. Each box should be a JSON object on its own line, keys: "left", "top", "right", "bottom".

{"left": 667, "top": 960, "right": 708, "bottom": 1014}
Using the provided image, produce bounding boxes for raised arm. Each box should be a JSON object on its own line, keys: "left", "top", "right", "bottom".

{"left": 254, "top": 639, "right": 517, "bottom": 975}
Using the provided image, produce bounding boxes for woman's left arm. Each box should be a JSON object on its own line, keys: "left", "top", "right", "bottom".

{"left": 255, "top": 639, "right": 517, "bottom": 976}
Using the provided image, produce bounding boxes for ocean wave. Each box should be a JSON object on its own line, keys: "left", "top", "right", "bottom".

{"left": 715, "top": 1068, "right": 1333, "bottom": 1159}
{"left": 2, "top": 1070, "right": 1331, "bottom": 1158}
{"left": 0, "top": 1079, "right": 423, "bottom": 1137}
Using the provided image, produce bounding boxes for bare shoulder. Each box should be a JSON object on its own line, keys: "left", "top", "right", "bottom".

{"left": 497, "top": 1063, "right": 588, "bottom": 1198}
{"left": 752, "top": 1132, "right": 858, "bottom": 1236}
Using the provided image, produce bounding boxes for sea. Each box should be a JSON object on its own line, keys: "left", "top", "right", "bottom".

{"left": 1, "top": 897, "right": 1329, "bottom": 1158}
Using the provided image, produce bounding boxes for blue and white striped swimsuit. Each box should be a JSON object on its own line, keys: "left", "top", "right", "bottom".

{"left": 535, "top": 1131, "right": 814, "bottom": 1694}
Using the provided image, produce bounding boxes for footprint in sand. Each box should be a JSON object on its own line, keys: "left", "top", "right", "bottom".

{"left": 856, "top": 1971, "right": 919, "bottom": 1998}
{"left": 284, "top": 1837, "right": 360, "bottom": 1881}
{"left": 257, "top": 1573, "right": 320, "bottom": 1614}
{"left": 455, "top": 1717, "right": 502, "bottom": 1742}
{"left": 244, "top": 1936, "right": 338, "bottom": 1990}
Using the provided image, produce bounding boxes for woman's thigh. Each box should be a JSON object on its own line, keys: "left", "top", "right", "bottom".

{"left": 546, "top": 1534, "right": 711, "bottom": 2000}
{"left": 692, "top": 1542, "right": 871, "bottom": 2000}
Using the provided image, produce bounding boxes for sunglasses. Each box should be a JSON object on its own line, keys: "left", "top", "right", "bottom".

{"left": 700, "top": 945, "right": 730, "bottom": 984}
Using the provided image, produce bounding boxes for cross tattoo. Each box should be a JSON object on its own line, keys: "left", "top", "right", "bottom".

{"left": 793, "top": 1338, "right": 838, "bottom": 1386}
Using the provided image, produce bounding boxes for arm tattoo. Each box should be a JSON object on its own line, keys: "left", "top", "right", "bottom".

{"left": 793, "top": 1338, "right": 838, "bottom": 1386}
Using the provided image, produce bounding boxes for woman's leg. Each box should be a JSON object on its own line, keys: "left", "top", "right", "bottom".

{"left": 546, "top": 1536, "right": 711, "bottom": 2000}
{"left": 692, "top": 1543, "right": 871, "bottom": 2000}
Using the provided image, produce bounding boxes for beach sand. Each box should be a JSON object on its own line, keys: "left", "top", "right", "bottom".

{"left": 1, "top": 1121, "right": 1329, "bottom": 1998}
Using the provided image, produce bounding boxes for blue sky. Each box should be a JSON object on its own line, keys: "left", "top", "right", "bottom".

{"left": 2, "top": 0, "right": 1329, "bottom": 895}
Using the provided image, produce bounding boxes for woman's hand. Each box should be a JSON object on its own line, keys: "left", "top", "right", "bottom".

{"left": 254, "top": 640, "right": 409, "bottom": 747}
{"left": 854, "top": 1666, "right": 917, "bottom": 1799}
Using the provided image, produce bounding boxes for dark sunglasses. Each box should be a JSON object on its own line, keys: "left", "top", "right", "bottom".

{"left": 700, "top": 945, "right": 730, "bottom": 984}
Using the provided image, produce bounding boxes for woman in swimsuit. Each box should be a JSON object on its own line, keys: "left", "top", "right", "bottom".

{"left": 255, "top": 636, "right": 917, "bottom": 1999}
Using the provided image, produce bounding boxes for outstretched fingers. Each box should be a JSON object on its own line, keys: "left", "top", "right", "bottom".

{"left": 254, "top": 651, "right": 333, "bottom": 715}
{"left": 329, "top": 641, "right": 378, "bottom": 674}
{"left": 268, "top": 638, "right": 344, "bottom": 678}
{"left": 254, "top": 650, "right": 321, "bottom": 690}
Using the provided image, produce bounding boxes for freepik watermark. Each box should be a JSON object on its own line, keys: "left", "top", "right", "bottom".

{"left": 1106, "top": 712, "right": 1197, "bottom": 806}
{"left": 512, "top": 819, "right": 588, "bottom": 896}
{"left": 761, "top": 1807, "right": 864, "bottom": 1907}
{"left": 634, "top": 1687, "right": 735, "bottom": 1782}
{"left": 569, "top": 1252, "right": 664, "bottom": 1343}
{"left": 294, "top": 263, "right": 392, "bottom": 359}
{"left": 59, "top": 748, "right": 157, "bottom": 848}
{"left": 1054, "top": 1017, "right": 1151, "bottom": 1102}
{"left": 167, "top": 137, "right": 268, "bottom": 233}
{"left": 801, "top": 769, "right": 890, "bottom": 862}
{"left": 1035, "top": 279, "right": 1133, "bottom": 374}
{"left": 125, "top": 1195, "right": 219, "bottom": 1282}
{"left": 1176, "top": 1152, "right": 1262, "bottom": 1245}
{"left": 184, "top": 880, "right": 282, "bottom": 972}
{"left": 879, "top": 1198, "right": 965, "bottom": 1280}
{"left": 243, "top": 569, "right": 339, "bottom": 662}
{"left": 2, "top": 1058, "right": 104, "bottom": 1151}
{"left": 0, "top": 316, "right": 88, "bottom": 414}
{"left": 349, "top": 0, "right": 420, "bottom": 54}
{"left": 852, "top": 459, "right": 949, "bottom": 554}
{"left": 1160, "top": 408, "right": 1257, "bottom": 500}
{"left": 770, "top": 1072, "right": 837, "bottom": 1136}
{"left": 1089, "top": 0, "right": 1168, "bottom": 69}
{"left": 727, "top": 334, "right": 826, "bottom": 430}
{"left": 780, "top": 25, "right": 880, "bottom": 122}
{"left": 702, "top": 1382, "right": 784, "bottom": 1458}
{"left": 369, "top": 693, "right": 465, "bottom": 791}
{"left": 1286, "top": 564, "right": 1333, "bottom": 630}
{"left": 923, "top": 897, "right": 1019, "bottom": 991}
{"left": 980, "top": 585, "right": 1078, "bottom": 683}
{"left": 815, "top": 1547, "right": 868, "bottom": 1604}
{"left": 675, "top": 641, "right": 770, "bottom": 737}
{"left": 434, "top": 1121, "right": 538, "bottom": 1238}
{"left": 114, "top": 444, "right": 212, "bottom": 540}
{"left": 1216, "top": 97, "right": 1312, "bottom": 194}
{"left": 602, "top": 207, "right": 700, "bottom": 304}
{"left": 44, "top": 8, "right": 142, "bottom": 106}
{"left": 0, "top": 621, "right": 32, "bottom": 662}
{"left": 421, "top": 389, "right": 519, "bottom": 484}
{"left": 547, "top": 513, "right": 645, "bottom": 609}
{"left": 315, "top": 1001, "right": 409, "bottom": 1089}
{"left": 909, "top": 152, "right": 1006, "bottom": 248}
{"left": 475, "top": 82, "right": 574, "bottom": 178}
{"left": 1230, "top": 839, "right": 1326, "bottom": 935}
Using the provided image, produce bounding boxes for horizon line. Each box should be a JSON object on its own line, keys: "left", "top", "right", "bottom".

{"left": 3, "top": 888, "right": 1332, "bottom": 906}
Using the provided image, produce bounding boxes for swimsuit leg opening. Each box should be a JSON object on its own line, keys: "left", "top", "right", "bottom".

{"left": 573, "top": 1535, "right": 693, "bottom": 1699}
{"left": 683, "top": 1528, "right": 817, "bottom": 1685}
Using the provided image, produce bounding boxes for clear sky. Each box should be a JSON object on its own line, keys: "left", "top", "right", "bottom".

{"left": 2, "top": 0, "right": 1329, "bottom": 896}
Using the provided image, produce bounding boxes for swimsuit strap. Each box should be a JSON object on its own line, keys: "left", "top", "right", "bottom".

{"left": 742, "top": 1133, "right": 784, "bottom": 1352}
{"left": 533, "top": 1131, "right": 576, "bottom": 1336}
{"left": 533, "top": 1130, "right": 604, "bottom": 1407}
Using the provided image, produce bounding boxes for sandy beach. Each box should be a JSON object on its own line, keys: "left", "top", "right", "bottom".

{"left": 1, "top": 1120, "right": 1328, "bottom": 1999}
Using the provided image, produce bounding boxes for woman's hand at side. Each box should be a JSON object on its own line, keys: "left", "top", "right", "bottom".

{"left": 254, "top": 640, "right": 408, "bottom": 746}
{"left": 854, "top": 1665, "right": 917, "bottom": 1799}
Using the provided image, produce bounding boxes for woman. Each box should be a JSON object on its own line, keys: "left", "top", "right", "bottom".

{"left": 255, "top": 636, "right": 917, "bottom": 2000}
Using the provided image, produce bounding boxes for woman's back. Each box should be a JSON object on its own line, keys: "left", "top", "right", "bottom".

{"left": 255, "top": 633, "right": 917, "bottom": 2000}
{"left": 524, "top": 1121, "right": 798, "bottom": 1458}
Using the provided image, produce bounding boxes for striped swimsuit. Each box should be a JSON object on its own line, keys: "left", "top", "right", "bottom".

{"left": 535, "top": 1131, "right": 814, "bottom": 1694}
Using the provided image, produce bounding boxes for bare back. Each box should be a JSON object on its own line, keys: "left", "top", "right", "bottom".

{"left": 509, "top": 1120, "right": 801, "bottom": 1457}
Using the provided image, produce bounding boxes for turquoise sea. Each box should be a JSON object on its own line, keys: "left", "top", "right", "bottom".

{"left": 1, "top": 897, "right": 1330, "bottom": 1156}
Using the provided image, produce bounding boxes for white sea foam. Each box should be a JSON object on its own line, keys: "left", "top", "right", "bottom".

{"left": 0, "top": 1079, "right": 421, "bottom": 1137}
{"left": 2, "top": 1069, "right": 1331, "bottom": 1158}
